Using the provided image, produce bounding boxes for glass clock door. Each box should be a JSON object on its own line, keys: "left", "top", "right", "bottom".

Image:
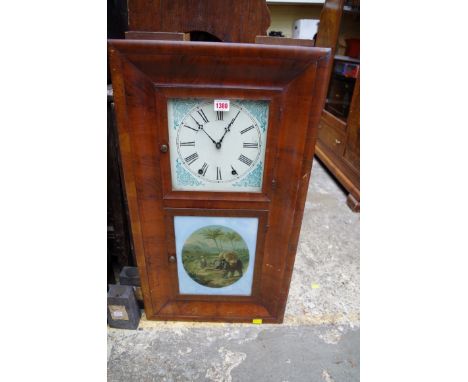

{"left": 167, "top": 99, "right": 269, "bottom": 193}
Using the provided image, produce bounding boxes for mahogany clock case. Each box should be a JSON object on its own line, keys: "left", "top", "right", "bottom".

{"left": 108, "top": 40, "right": 331, "bottom": 323}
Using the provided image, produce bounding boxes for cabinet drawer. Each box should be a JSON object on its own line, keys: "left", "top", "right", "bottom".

{"left": 318, "top": 118, "right": 345, "bottom": 157}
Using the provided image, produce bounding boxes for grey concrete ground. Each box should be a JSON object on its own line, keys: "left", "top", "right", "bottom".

{"left": 108, "top": 159, "right": 360, "bottom": 382}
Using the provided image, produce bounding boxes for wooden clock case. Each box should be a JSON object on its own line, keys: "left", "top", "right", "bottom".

{"left": 108, "top": 39, "right": 331, "bottom": 323}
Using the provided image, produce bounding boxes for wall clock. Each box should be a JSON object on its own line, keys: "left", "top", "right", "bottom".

{"left": 108, "top": 39, "right": 331, "bottom": 323}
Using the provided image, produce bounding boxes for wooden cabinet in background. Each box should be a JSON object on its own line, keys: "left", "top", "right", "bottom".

{"left": 315, "top": 0, "right": 360, "bottom": 211}
{"left": 316, "top": 72, "right": 360, "bottom": 211}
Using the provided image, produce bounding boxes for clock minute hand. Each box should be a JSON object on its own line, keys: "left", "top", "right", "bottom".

{"left": 218, "top": 111, "right": 241, "bottom": 146}
{"left": 190, "top": 115, "right": 217, "bottom": 146}
{"left": 190, "top": 115, "right": 203, "bottom": 130}
{"left": 200, "top": 126, "right": 218, "bottom": 146}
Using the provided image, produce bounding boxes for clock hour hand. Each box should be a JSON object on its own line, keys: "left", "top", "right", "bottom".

{"left": 191, "top": 115, "right": 218, "bottom": 147}
{"left": 217, "top": 111, "right": 241, "bottom": 146}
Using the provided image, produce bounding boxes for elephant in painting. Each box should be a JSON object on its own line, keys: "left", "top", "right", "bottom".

{"left": 216, "top": 251, "right": 243, "bottom": 278}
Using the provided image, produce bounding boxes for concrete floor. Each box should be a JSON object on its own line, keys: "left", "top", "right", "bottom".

{"left": 108, "top": 158, "right": 360, "bottom": 382}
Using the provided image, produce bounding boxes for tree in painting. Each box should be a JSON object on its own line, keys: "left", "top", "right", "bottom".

{"left": 223, "top": 231, "right": 242, "bottom": 251}
{"left": 200, "top": 227, "right": 225, "bottom": 251}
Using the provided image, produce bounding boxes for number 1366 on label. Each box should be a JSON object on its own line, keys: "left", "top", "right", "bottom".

{"left": 214, "top": 100, "right": 230, "bottom": 112}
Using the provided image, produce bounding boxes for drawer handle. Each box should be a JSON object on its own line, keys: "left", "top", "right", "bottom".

{"left": 335, "top": 139, "right": 341, "bottom": 144}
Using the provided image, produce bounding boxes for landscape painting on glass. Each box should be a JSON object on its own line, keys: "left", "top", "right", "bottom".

{"left": 174, "top": 216, "right": 259, "bottom": 296}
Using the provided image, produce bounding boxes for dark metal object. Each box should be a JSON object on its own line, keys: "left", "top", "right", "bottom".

{"left": 268, "top": 31, "right": 285, "bottom": 37}
{"left": 160, "top": 144, "right": 168, "bottom": 153}
{"left": 119, "top": 266, "right": 141, "bottom": 286}
{"left": 119, "top": 266, "right": 144, "bottom": 309}
{"left": 107, "top": 285, "right": 141, "bottom": 330}
{"left": 169, "top": 256, "right": 176, "bottom": 263}
{"left": 108, "top": 85, "right": 135, "bottom": 274}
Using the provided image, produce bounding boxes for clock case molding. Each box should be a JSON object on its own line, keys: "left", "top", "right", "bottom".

{"left": 108, "top": 39, "right": 331, "bottom": 323}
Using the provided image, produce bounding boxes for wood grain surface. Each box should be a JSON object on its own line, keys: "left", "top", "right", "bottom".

{"left": 108, "top": 39, "right": 331, "bottom": 322}
{"left": 127, "top": 0, "right": 271, "bottom": 43}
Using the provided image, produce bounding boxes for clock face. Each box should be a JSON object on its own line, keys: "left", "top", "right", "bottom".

{"left": 167, "top": 99, "right": 269, "bottom": 192}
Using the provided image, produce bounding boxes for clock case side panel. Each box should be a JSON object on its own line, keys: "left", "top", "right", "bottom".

{"left": 273, "top": 53, "right": 334, "bottom": 321}
{"left": 109, "top": 47, "right": 176, "bottom": 317}
{"left": 256, "top": 53, "right": 333, "bottom": 322}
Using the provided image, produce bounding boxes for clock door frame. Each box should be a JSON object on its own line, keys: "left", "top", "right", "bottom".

{"left": 164, "top": 208, "right": 268, "bottom": 300}
{"left": 108, "top": 39, "right": 331, "bottom": 323}
{"left": 155, "top": 88, "right": 281, "bottom": 201}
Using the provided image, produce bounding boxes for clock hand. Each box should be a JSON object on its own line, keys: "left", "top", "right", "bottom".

{"left": 190, "top": 115, "right": 203, "bottom": 130}
{"left": 218, "top": 111, "right": 241, "bottom": 146}
{"left": 200, "top": 126, "right": 218, "bottom": 146}
{"left": 190, "top": 115, "right": 218, "bottom": 146}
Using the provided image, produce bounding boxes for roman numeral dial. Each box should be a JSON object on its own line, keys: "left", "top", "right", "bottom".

{"left": 172, "top": 100, "right": 267, "bottom": 189}
{"left": 198, "top": 162, "right": 208, "bottom": 176}
{"left": 240, "top": 125, "right": 254, "bottom": 134}
{"left": 184, "top": 124, "right": 198, "bottom": 132}
{"left": 238, "top": 154, "right": 253, "bottom": 166}
{"left": 180, "top": 141, "right": 195, "bottom": 147}
{"left": 197, "top": 109, "right": 209, "bottom": 123}
{"left": 184, "top": 152, "right": 199, "bottom": 165}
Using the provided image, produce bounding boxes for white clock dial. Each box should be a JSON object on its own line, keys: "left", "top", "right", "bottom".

{"left": 168, "top": 99, "right": 269, "bottom": 192}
